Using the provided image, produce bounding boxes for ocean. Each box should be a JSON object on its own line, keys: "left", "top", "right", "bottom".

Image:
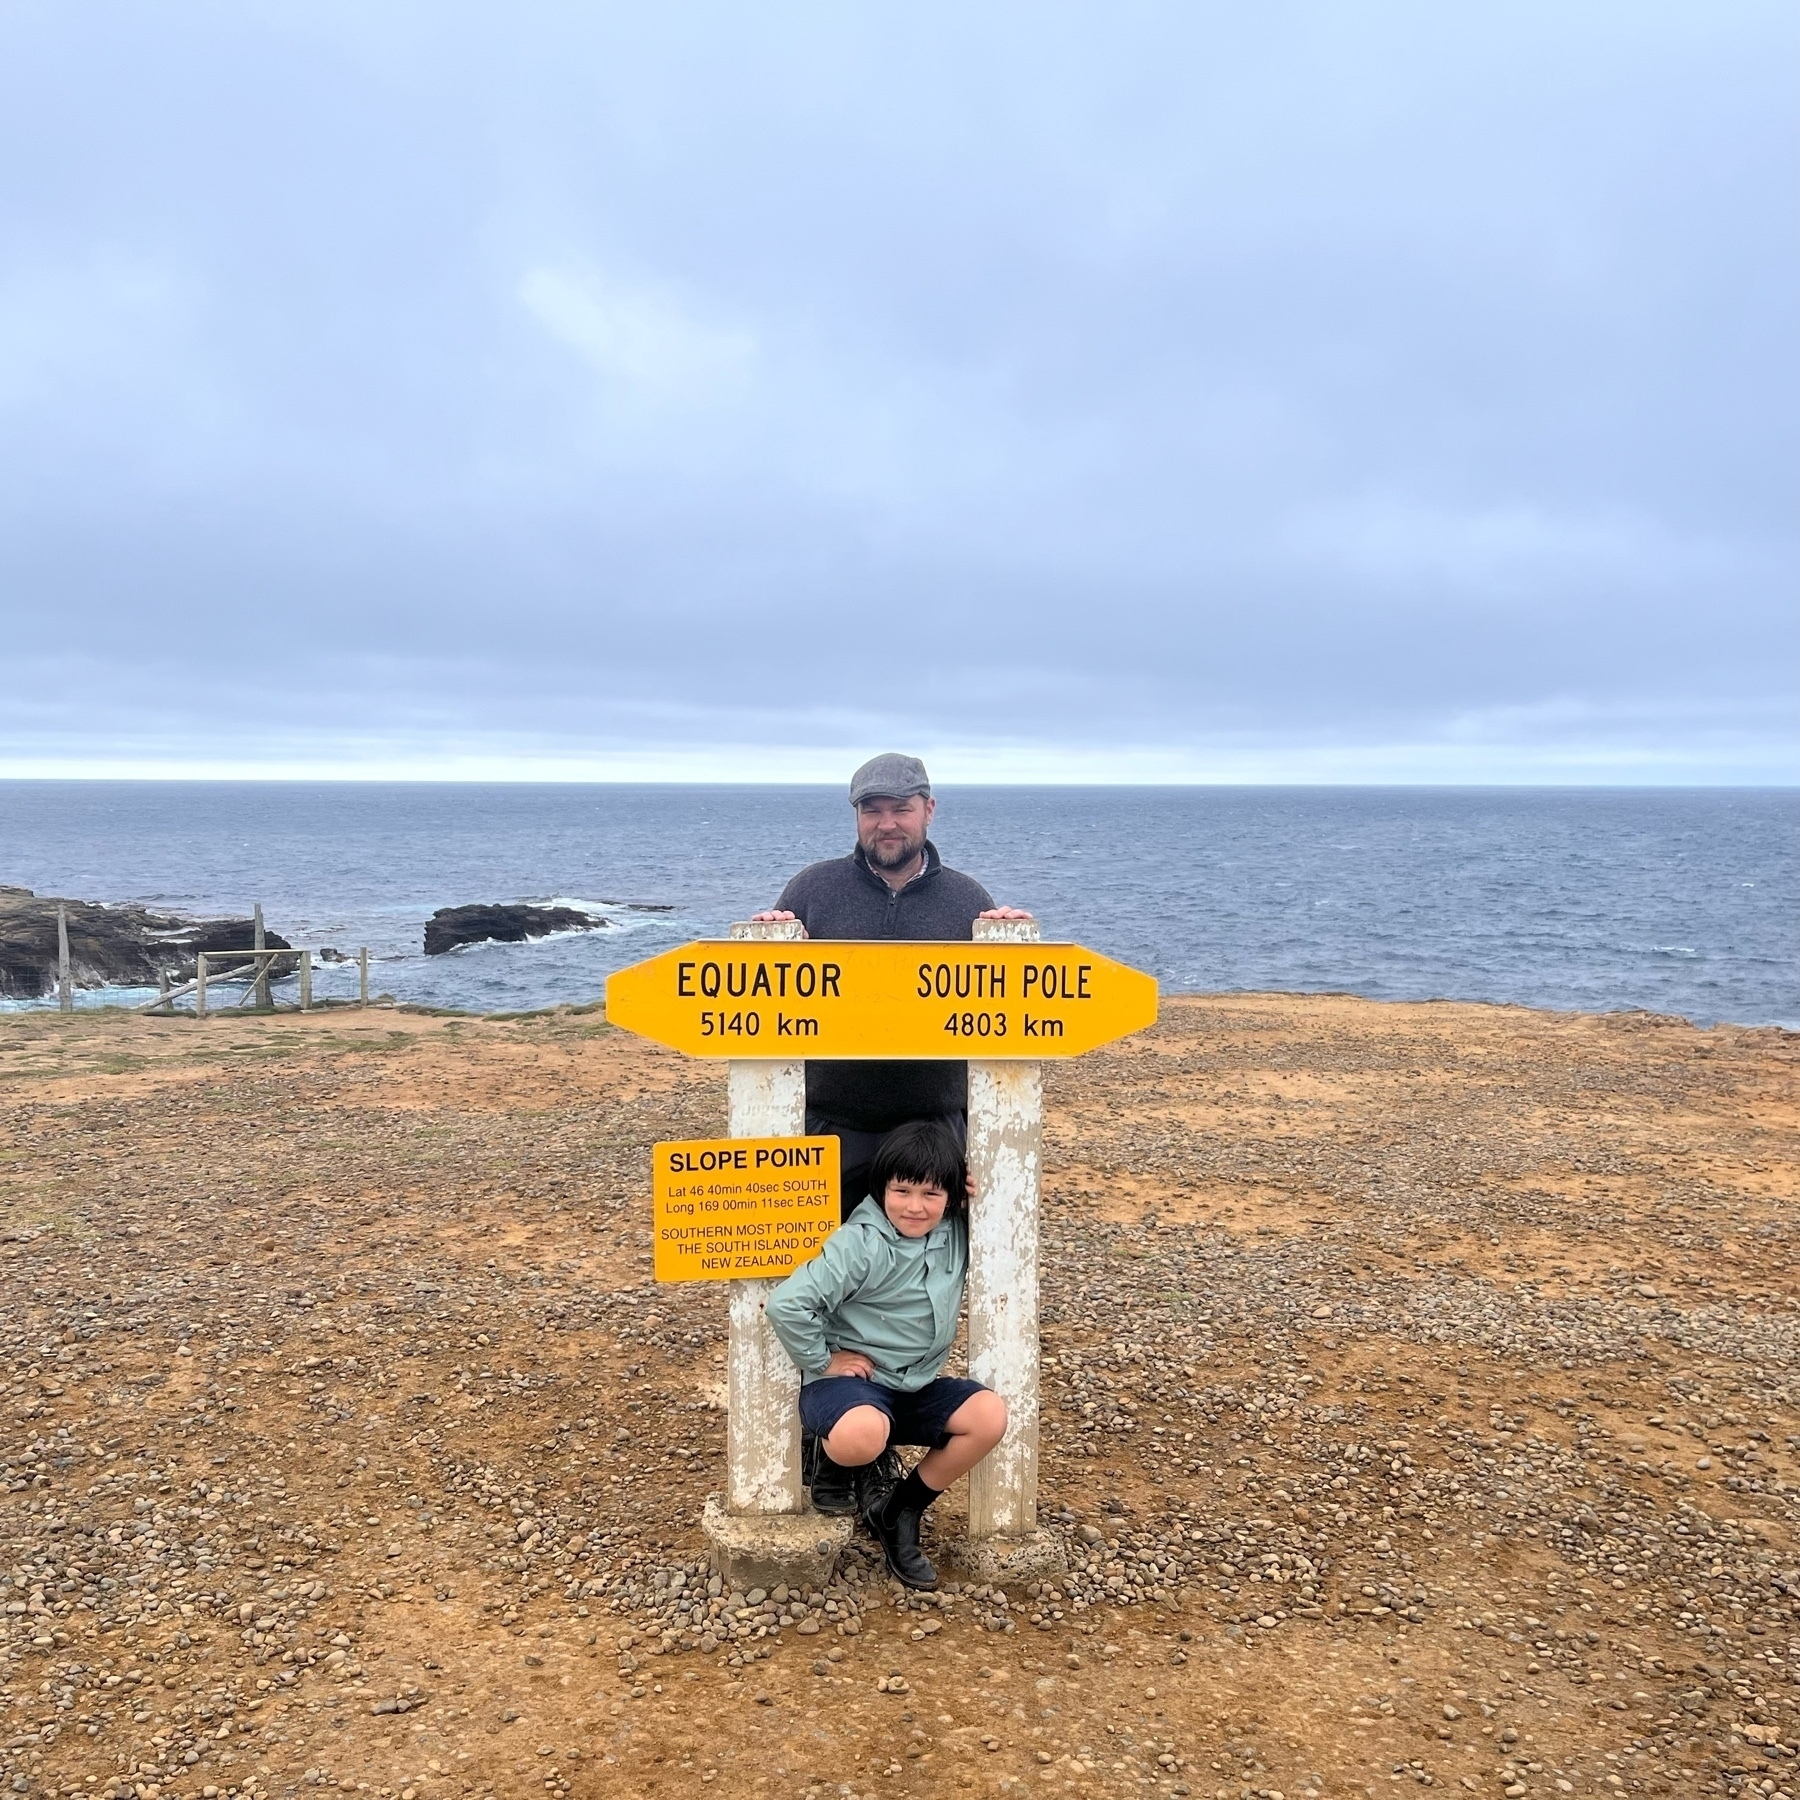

{"left": 0, "top": 783, "right": 1793, "bottom": 1028}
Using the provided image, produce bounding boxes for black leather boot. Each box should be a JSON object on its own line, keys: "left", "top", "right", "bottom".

{"left": 852, "top": 1445, "right": 902, "bottom": 1519}
{"left": 870, "top": 1467, "right": 942, "bottom": 1590}
{"left": 806, "top": 1436, "right": 857, "bottom": 1516}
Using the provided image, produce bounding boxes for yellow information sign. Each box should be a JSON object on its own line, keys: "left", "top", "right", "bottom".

{"left": 608, "top": 939, "right": 1157, "bottom": 1059}
{"left": 651, "top": 1135, "right": 841, "bottom": 1283}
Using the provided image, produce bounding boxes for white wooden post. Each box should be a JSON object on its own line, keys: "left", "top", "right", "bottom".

{"left": 724, "top": 919, "right": 807, "bottom": 1515}
{"left": 56, "top": 905, "right": 73, "bottom": 1013}
{"left": 298, "top": 949, "right": 312, "bottom": 1012}
{"left": 251, "top": 903, "right": 271, "bottom": 1010}
{"left": 359, "top": 947, "right": 370, "bottom": 1007}
{"left": 195, "top": 953, "right": 209, "bottom": 1020}
{"left": 966, "top": 917, "right": 1047, "bottom": 1544}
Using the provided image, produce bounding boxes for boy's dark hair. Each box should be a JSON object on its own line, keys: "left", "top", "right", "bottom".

{"left": 868, "top": 1119, "right": 968, "bottom": 1220}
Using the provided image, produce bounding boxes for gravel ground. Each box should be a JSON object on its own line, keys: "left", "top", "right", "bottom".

{"left": 0, "top": 995, "right": 1795, "bottom": 1800}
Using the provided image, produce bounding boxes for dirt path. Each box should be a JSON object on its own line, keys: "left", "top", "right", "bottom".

{"left": 2, "top": 996, "right": 1796, "bottom": 1800}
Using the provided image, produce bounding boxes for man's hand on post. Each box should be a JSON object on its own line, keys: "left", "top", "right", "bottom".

{"left": 748, "top": 909, "right": 808, "bottom": 934}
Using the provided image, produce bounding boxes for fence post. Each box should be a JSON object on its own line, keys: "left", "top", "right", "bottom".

{"left": 196, "top": 954, "right": 209, "bottom": 1020}
{"left": 957, "top": 916, "right": 1066, "bottom": 1582}
{"left": 359, "top": 947, "right": 370, "bottom": 1008}
{"left": 700, "top": 918, "right": 853, "bottom": 1592}
{"left": 299, "top": 949, "right": 312, "bottom": 1012}
{"left": 251, "top": 903, "right": 272, "bottom": 1011}
{"left": 56, "top": 905, "right": 73, "bottom": 1013}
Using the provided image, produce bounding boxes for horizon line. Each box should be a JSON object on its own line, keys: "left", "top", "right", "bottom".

{"left": 1, "top": 774, "right": 1796, "bottom": 791}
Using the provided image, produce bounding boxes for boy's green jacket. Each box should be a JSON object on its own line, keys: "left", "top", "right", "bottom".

{"left": 764, "top": 1198, "right": 968, "bottom": 1392}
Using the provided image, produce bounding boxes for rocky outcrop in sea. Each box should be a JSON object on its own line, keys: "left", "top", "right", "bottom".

{"left": 0, "top": 886, "right": 292, "bottom": 999}
{"left": 423, "top": 901, "right": 614, "bottom": 956}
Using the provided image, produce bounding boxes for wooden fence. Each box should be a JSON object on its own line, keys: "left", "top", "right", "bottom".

{"left": 48, "top": 900, "right": 371, "bottom": 1017}
{"left": 135, "top": 945, "right": 371, "bottom": 1017}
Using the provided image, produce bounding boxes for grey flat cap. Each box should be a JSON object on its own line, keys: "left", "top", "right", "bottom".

{"left": 849, "top": 752, "right": 931, "bottom": 804}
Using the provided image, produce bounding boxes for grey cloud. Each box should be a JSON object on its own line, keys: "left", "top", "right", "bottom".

{"left": 0, "top": 3, "right": 1794, "bottom": 780}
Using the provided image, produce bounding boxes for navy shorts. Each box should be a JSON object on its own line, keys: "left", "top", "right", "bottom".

{"left": 799, "top": 1375, "right": 989, "bottom": 1448}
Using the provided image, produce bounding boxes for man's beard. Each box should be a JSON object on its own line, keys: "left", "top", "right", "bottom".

{"left": 862, "top": 828, "right": 926, "bottom": 871}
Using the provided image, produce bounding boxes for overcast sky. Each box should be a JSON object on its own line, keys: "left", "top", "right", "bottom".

{"left": 2, "top": 4, "right": 1794, "bottom": 782}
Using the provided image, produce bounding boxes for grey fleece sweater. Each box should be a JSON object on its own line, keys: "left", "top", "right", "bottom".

{"left": 774, "top": 841, "right": 996, "bottom": 1131}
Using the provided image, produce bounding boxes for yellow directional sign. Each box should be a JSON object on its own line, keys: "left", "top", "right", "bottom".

{"left": 651, "top": 1136, "right": 840, "bottom": 1282}
{"left": 607, "top": 940, "right": 1157, "bottom": 1059}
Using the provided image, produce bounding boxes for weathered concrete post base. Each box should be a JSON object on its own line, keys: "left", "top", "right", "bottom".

{"left": 701, "top": 1494, "right": 852, "bottom": 1594}
{"left": 945, "top": 1526, "right": 1068, "bottom": 1587}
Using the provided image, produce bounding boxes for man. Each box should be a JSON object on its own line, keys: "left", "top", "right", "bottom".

{"left": 752, "top": 751, "right": 1032, "bottom": 1224}
{"left": 752, "top": 752, "right": 1031, "bottom": 1519}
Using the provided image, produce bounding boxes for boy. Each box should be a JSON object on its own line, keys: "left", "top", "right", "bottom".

{"left": 764, "top": 1120, "right": 1008, "bottom": 1589}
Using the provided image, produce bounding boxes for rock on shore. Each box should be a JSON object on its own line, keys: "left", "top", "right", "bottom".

{"left": 0, "top": 886, "right": 291, "bottom": 998}
{"left": 423, "top": 901, "right": 613, "bottom": 956}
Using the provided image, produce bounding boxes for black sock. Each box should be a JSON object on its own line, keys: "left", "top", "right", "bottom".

{"left": 884, "top": 1466, "right": 942, "bottom": 1519}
